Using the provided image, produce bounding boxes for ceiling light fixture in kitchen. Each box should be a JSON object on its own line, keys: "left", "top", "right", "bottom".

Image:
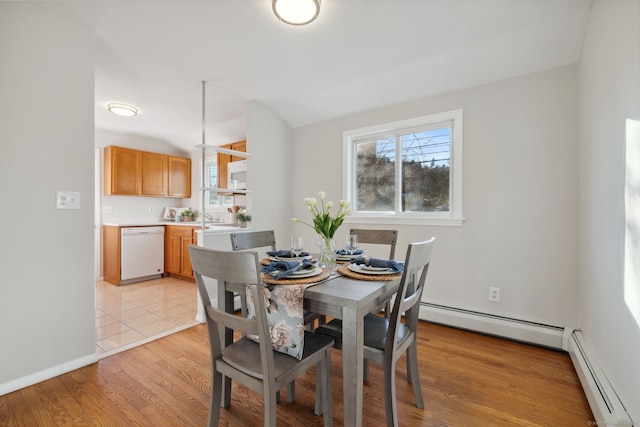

{"left": 107, "top": 103, "right": 138, "bottom": 117}
{"left": 272, "top": 0, "right": 320, "bottom": 26}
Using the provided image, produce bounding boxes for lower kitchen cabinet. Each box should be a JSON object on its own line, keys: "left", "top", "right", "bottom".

{"left": 165, "top": 225, "right": 198, "bottom": 280}
{"left": 103, "top": 225, "right": 122, "bottom": 285}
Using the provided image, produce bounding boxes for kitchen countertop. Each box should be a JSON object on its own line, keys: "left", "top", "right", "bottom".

{"left": 102, "top": 221, "right": 244, "bottom": 233}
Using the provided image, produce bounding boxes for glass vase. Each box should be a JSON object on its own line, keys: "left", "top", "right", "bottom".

{"left": 316, "top": 235, "right": 337, "bottom": 272}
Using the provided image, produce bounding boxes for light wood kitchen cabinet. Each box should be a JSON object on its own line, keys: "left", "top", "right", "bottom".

{"left": 141, "top": 151, "right": 167, "bottom": 196}
{"left": 104, "top": 145, "right": 191, "bottom": 198}
{"left": 103, "top": 225, "right": 122, "bottom": 285}
{"left": 217, "top": 140, "right": 246, "bottom": 192}
{"left": 165, "top": 225, "right": 197, "bottom": 280}
{"left": 104, "top": 146, "right": 141, "bottom": 195}
{"left": 167, "top": 155, "right": 191, "bottom": 198}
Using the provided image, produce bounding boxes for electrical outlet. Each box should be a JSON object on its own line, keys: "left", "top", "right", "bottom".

{"left": 148, "top": 206, "right": 155, "bottom": 214}
{"left": 489, "top": 286, "right": 501, "bottom": 302}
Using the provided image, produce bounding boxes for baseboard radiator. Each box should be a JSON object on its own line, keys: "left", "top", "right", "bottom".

{"left": 419, "top": 302, "right": 566, "bottom": 348}
{"left": 566, "top": 330, "right": 633, "bottom": 426}
{"left": 419, "top": 303, "right": 633, "bottom": 426}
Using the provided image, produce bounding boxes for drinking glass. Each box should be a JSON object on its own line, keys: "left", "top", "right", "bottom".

{"left": 291, "top": 236, "right": 304, "bottom": 258}
{"left": 346, "top": 234, "right": 358, "bottom": 255}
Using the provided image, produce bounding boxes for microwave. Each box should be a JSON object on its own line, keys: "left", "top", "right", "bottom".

{"left": 227, "top": 160, "right": 247, "bottom": 190}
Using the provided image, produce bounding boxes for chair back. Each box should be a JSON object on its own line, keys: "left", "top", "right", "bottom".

{"left": 387, "top": 238, "right": 436, "bottom": 351}
{"left": 230, "top": 230, "right": 277, "bottom": 252}
{"left": 349, "top": 228, "right": 398, "bottom": 260}
{"left": 187, "top": 245, "right": 276, "bottom": 382}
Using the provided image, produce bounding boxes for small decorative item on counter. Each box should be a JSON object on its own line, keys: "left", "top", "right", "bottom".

{"left": 164, "top": 207, "right": 179, "bottom": 220}
{"left": 237, "top": 212, "right": 252, "bottom": 228}
{"left": 180, "top": 208, "right": 195, "bottom": 222}
{"left": 228, "top": 205, "right": 243, "bottom": 224}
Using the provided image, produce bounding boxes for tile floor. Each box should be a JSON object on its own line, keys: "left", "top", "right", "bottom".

{"left": 95, "top": 277, "right": 198, "bottom": 356}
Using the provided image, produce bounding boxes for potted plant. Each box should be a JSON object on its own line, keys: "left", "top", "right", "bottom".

{"left": 181, "top": 208, "right": 195, "bottom": 222}
{"left": 237, "top": 212, "right": 252, "bottom": 228}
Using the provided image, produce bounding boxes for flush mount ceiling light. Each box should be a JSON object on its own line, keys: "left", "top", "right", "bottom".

{"left": 107, "top": 103, "right": 138, "bottom": 117}
{"left": 272, "top": 0, "right": 320, "bottom": 26}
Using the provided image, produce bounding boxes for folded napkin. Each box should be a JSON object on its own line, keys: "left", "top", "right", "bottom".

{"left": 335, "top": 248, "right": 364, "bottom": 256}
{"left": 261, "top": 259, "right": 315, "bottom": 279}
{"left": 266, "top": 249, "right": 310, "bottom": 258}
{"left": 351, "top": 256, "right": 404, "bottom": 272}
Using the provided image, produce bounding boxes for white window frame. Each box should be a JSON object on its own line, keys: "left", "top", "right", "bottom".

{"left": 203, "top": 156, "right": 233, "bottom": 210}
{"left": 342, "top": 109, "right": 464, "bottom": 227}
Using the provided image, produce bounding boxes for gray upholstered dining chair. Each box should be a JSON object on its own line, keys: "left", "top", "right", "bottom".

{"left": 188, "top": 245, "right": 334, "bottom": 427}
{"left": 349, "top": 228, "right": 398, "bottom": 317}
{"left": 315, "top": 237, "right": 436, "bottom": 427}
{"left": 349, "top": 228, "right": 397, "bottom": 260}
{"left": 229, "top": 230, "right": 325, "bottom": 403}
{"left": 230, "top": 230, "right": 277, "bottom": 318}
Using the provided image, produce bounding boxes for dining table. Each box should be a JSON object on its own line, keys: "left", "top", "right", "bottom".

{"left": 217, "top": 264, "right": 402, "bottom": 427}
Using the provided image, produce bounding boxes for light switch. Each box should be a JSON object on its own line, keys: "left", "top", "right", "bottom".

{"left": 56, "top": 191, "right": 80, "bottom": 209}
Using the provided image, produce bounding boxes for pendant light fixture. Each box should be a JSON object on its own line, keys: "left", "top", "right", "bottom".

{"left": 272, "top": 0, "right": 320, "bottom": 26}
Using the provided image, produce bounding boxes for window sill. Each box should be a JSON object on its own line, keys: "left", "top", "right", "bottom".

{"left": 343, "top": 215, "right": 465, "bottom": 227}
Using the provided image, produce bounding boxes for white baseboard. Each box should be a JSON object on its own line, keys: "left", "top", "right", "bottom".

{"left": 0, "top": 353, "right": 98, "bottom": 397}
{"left": 419, "top": 302, "right": 566, "bottom": 348}
{"left": 566, "top": 330, "right": 633, "bottom": 426}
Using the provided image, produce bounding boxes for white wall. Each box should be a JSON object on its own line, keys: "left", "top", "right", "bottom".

{"left": 0, "top": 3, "right": 96, "bottom": 389}
{"left": 245, "top": 101, "right": 294, "bottom": 246}
{"left": 293, "top": 65, "right": 580, "bottom": 328}
{"left": 578, "top": 0, "right": 640, "bottom": 421}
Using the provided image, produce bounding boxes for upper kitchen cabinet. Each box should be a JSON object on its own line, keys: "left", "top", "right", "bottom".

{"left": 104, "top": 146, "right": 141, "bottom": 195}
{"left": 167, "top": 155, "right": 191, "bottom": 198}
{"left": 141, "top": 151, "right": 168, "bottom": 196}
{"left": 104, "top": 145, "right": 191, "bottom": 198}
{"left": 217, "top": 140, "right": 246, "bottom": 191}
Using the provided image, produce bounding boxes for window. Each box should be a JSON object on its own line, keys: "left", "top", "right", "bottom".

{"left": 204, "top": 158, "right": 233, "bottom": 208}
{"left": 343, "top": 109, "right": 463, "bottom": 226}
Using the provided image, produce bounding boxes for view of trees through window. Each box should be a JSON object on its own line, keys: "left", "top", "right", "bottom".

{"left": 355, "top": 126, "right": 451, "bottom": 213}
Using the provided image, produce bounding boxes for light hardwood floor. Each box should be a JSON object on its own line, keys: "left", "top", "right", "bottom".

{"left": 0, "top": 320, "right": 593, "bottom": 426}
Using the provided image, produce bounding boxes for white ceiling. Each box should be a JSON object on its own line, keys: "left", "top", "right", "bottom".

{"left": 37, "top": 0, "right": 592, "bottom": 152}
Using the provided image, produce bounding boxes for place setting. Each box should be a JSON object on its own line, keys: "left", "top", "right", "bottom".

{"left": 261, "top": 236, "right": 317, "bottom": 265}
{"left": 335, "top": 234, "right": 365, "bottom": 262}
{"left": 260, "top": 236, "right": 329, "bottom": 285}
{"left": 337, "top": 251, "right": 405, "bottom": 281}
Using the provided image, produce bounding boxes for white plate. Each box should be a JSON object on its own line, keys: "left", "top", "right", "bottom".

{"left": 336, "top": 253, "right": 364, "bottom": 261}
{"left": 347, "top": 264, "right": 399, "bottom": 275}
{"left": 288, "top": 266, "right": 323, "bottom": 278}
{"left": 359, "top": 265, "right": 390, "bottom": 272}
{"left": 268, "top": 255, "right": 312, "bottom": 262}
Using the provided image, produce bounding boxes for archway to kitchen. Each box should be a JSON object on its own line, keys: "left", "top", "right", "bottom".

{"left": 93, "top": 147, "right": 199, "bottom": 357}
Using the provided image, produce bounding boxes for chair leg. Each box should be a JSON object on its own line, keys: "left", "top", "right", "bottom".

{"left": 264, "top": 390, "right": 277, "bottom": 427}
{"left": 383, "top": 358, "right": 398, "bottom": 427}
{"left": 363, "top": 359, "right": 369, "bottom": 381}
{"left": 322, "top": 349, "right": 333, "bottom": 427}
{"left": 209, "top": 370, "right": 223, "bottom": 427}
{"left": 222, "top": 375, "right": 232, "bottom": 408}
{"left": 287, "top": 381, "right": 295, "bottom": 403}
{"left": 407, "top": 342, "right": 424, "bottom": 408}
{"left": 314, "top": 365, "right": 322, "bottom": 415}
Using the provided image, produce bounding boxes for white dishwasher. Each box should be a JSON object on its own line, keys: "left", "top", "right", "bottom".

{"left": 120, "top": 226, "right": 165, "bottom": 284}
